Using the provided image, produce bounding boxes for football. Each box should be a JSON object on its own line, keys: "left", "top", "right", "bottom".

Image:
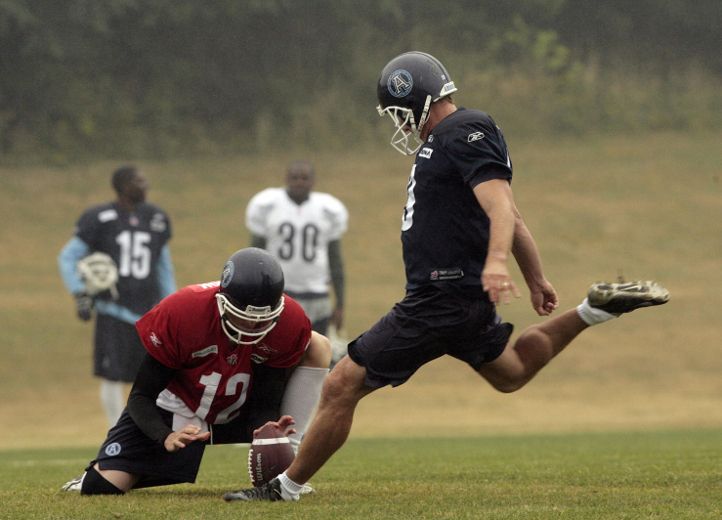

{"left": 247, "top": 423, "right": 295, "bottom": 487}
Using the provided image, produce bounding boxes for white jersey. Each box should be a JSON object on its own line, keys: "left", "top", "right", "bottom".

{"left": 246, "top": 188, "right": 348, "bottom": 295}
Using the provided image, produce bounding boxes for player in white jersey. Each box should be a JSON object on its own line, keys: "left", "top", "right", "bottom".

{"left": 246, "top": 161, "right": 348, "bottom": 364}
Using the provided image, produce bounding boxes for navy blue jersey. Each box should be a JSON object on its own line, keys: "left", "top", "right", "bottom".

{"left": 401, "top": 108, "right": 512, "bottom": 289}
{"left": 75, "top": 202, "right": 172, "bottom": 315}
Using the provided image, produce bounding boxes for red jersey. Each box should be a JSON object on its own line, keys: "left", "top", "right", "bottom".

{"left": 135, "top": 282, "right": 310, "bottom": 425}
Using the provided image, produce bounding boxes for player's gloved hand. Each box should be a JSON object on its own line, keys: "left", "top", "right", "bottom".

{"left": 74, "top": 292, "right": 94, "bottom": 321}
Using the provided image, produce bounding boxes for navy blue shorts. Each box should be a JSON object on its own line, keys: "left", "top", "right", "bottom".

{"left": 94, "top": 314, "right": 146, "bottom": 382}
{"left": 348, "top": 284, "right": 513, "bottom": 389}
{"left": 89, "top": 408, "right": 252, "bottom": 489}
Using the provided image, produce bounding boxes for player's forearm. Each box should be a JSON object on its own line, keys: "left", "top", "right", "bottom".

{"left": 328, "top": 240, "right": 345, "bottom": 309}
{"left": 127, "top": 391, "right": 172, "bottom": 444}
{"left": 486, "top": 208, "right": 515, "bottom": 265}
{"left": 511, "top": 216, "right": 546, "bottom": 286}
{"left": 474, "top": 180, "right": 516, "bottom": 269}
{"left": 482, "top": 194, "right": 516, "bottom": 270}
{"left": 245, "top": 365, "right": 290, "bottom": 435}
{"left": 127, "top": 354, "right": 176, "bottom": 443}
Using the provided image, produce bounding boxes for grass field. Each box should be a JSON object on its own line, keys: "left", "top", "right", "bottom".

{"left": 1, "top": 430, "right": 720, "bottom": 519}
{"left": 0, "top": 131, "right": 721, "bottom": 517}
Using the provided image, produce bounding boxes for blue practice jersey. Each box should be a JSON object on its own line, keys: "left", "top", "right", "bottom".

{"left": 401, "top": 108, "right": 513, "bottom": 289}
{"left": 72, "top": 202, "right": 173, "bottom": 315}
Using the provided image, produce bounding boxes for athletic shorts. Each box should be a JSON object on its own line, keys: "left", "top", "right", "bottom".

{"left": 89, "top": 408, "right": 252, "bottom": 489}
{"left": 93, "top": 314, "right": 146, "bottom": 382}
{"left": 347, "top": 283, "right": 513, "bottom": 389}
{"left": 286, "top": 292, "right": 332, "bottom": 335}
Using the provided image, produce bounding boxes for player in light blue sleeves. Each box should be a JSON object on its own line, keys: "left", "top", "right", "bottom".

{"left": 59, "top": 165, "right": 176, "bottom": 426}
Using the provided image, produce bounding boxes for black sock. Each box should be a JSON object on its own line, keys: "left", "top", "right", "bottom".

{"left": 80, "top": 466, "right": 125, "bottom": 495}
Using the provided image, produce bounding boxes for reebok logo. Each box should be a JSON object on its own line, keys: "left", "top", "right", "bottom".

{"left": 467, "top": 131, "right": 485, "bottom": 143}
{"left": 150, "top": 332, "right": 162, "bottom": 347}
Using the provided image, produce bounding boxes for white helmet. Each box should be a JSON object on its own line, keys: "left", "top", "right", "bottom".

{"left": 77, "top": 252, "right": 119, "bottom": 299}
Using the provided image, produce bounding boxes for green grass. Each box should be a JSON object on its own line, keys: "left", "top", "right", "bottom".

{"left": 2, "top": 430, "right": 720, "bottom": 519}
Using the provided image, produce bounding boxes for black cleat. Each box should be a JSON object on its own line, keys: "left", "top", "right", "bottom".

{"left": 223, "top": 477, "right": 297, "bottom": 502}
{"left": 587, "top": 281, "right": 670, "bottom": 314}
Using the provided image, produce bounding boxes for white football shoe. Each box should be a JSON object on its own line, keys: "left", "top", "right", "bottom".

{"left": 300, "top": 482, "right": 315, "bottom": 495}
{"left": 61, "top": 473, "right": 86, "bottom": 492}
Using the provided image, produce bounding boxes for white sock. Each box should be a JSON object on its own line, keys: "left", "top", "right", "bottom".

{"left": 576, "top": 297, "right": 618, "bottom": 326}
{"left": 100, "top": 380, "right": 124, "bottom": 427}
{"left": 280, "top": 366, "right": 328, "bottom": 453}
{"left": 277, "top": 471, "right": 304, "bottom": 500}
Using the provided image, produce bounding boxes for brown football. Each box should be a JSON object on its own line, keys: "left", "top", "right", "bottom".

{"left": 247, "top": 423, "right": 295, "bottom": 487}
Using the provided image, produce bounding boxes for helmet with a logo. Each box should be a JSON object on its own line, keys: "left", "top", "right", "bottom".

{"left": 216, "top": 248, "right": 285, "bottom": 345}
{"left": 376, "top": 51, "right": 457, "bottom": 155}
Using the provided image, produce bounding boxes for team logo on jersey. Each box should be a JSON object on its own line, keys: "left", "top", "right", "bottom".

{"left": 150, "top": 332, "right": 162, "bottom": 348}
{"left": 387, "top": 69, "right": 413, "bottom": 98}
{"left": 220, "top": 261, "right": 234, "bottom": 288}
{"left": 467, "top": 131, "right": 486, "bottom": 143}
{"left": 226, "top": 353, "right": 238, "bottom": 365}
{"left": 150, "top": 213, "right": 167, "bottom": 232}
{"left": 105, "top": 442, "right": 122, "bottom": 456}
{"left": 418, "top": 147, "right": 433, "bottom": 159}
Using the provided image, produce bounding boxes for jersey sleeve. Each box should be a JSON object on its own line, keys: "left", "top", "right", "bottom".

{"left": 322, "top": 194, "right": 349, "bottom": 241}
{"left": 155, "top": 245, "right": 177, "bottom": 298}
{"left": 245, "top": 188, "right": 277, "bottom": 237}
{"left": 74, "top": 206, "right": 104, "bottom": 248}
{"left": 263, "top": 297, "right": 312, "bottom": 369}
{"left": 135, "top": 292, "right": 185, "bottom": 369}
{"left": 156, "top": 207, "right": 172, "bottom": 243}
{"left": 57, "top": 236, "right": 91, "bottom": 294}
{"left": 444, "top": 117, "right": 513, "bottom": 188}
{"left": 268, "top": 325, "right": 310, "bottom": 368}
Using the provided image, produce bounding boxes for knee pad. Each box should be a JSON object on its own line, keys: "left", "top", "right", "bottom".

{"left": 81, "top": 465, "right": 124, "bottom": 495}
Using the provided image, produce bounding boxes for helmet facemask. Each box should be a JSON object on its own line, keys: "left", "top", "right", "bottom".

{"left": 216, "top": 293, "right": 285, "bottom": 345}
{"left": 376, "top": 97, "right": 431, "bottom": 155}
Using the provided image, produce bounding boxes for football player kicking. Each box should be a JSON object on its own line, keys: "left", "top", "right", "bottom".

{"left": 62, "top": 248, "right": 330, "bottom": 494}
{"left": 224, "top": 51, "right": 669, "bottom": 502}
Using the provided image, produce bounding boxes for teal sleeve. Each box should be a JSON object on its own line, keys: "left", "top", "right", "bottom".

{"left": 156, "top": 245, "right": 176, "bottom": 298}
{"left": 58, "top": 237, "right": 90, "bottom": 294}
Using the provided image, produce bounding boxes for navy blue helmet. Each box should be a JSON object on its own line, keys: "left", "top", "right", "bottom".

{"left": 377, "top": 51, "right": 457, "bottom": 154}
{"left": 216, "top": 248, "right": 285, "bottom": 345}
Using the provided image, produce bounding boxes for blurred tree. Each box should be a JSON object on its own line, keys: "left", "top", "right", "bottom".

{"left": 0, "top": 0, "right": 719, "bottom": 161}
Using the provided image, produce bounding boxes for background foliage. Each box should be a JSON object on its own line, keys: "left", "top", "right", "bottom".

{"left": 1, "top": 0, "right": 721, "bottom": 162}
